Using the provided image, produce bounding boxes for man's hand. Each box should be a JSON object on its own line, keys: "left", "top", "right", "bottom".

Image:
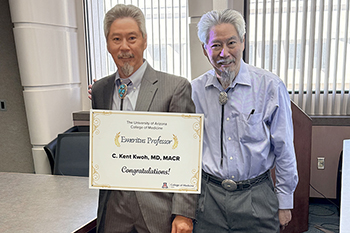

{"left": 171, "top": 215, "right": 193, "bottom": 233}
{"left": 88, "top": 79, "right": 97, "bottom": 100}
{"left": 279, "top": 209, "right": 292, "bottom": 230}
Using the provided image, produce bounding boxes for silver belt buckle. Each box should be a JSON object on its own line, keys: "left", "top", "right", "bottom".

{"left": 221, "top": 179, "right": 237, "bottom": 191}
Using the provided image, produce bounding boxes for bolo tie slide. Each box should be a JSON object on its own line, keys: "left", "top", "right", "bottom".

{"left": 118, "top": 83, "right": 128, "bottom": 100}
{"left": 118, "top": 80, "right": 131, "bottom": 110}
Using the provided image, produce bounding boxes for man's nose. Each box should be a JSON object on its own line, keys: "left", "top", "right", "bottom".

{"left": 219, "top": 44, "right": 229, "bottom": 57}
{"left": 120, "top": 39, "right": 130, "bottom": 50}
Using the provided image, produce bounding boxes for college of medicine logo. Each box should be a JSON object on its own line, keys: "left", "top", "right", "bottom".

{"left": 162, "top": 182, "right": 168, "bottom": 189}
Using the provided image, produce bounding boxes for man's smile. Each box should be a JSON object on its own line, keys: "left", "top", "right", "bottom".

{"left": 217, "top": 58, "right": 235, "bottom": 68}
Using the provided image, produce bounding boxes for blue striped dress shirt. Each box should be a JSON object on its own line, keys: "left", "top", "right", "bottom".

{"left": 191, "top": 60, "right": 298, "bottom": 209}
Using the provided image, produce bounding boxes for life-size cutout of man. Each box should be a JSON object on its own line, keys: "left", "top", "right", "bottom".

{"left": 191, "top": 9, "right": 299, "bottom": 232}
{"left": 90, "top": 4, "right": 197, "bottom": 233}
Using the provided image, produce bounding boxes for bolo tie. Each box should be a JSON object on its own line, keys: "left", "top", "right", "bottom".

{"left": 219, "top": 90, "right": 229, "bottom": 167}
{"left": 118, "top": 79, "right": 132, "bottom": 110}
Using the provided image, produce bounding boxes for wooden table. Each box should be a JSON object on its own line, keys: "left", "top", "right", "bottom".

{"left": 0, "top": 172, "right": 98, "bottom": 233}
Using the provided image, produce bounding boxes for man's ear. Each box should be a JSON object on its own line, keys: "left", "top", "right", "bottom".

{"left": 202, "top": 44, "right": 208, "bottom": 58}
{"left": 143, "top": 34, "right": 148, "bottom": 50}
{"left": 242, "top": 36, "right": 245, "bottom": 51}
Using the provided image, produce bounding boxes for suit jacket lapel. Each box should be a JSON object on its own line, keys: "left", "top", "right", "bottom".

{"left": 104, "top": 73, "right": 116, "bottom": 110}
{"left": 135, "top": 64, "right": 158, "bottom": 111}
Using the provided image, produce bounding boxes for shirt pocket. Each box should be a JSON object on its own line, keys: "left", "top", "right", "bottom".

{"left": 239, "top": 112, "right": 266, "bottom": 143}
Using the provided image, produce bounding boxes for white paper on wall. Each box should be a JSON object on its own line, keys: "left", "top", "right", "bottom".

{"left": 340, "top": 139, "right": 350, "bottom": 232}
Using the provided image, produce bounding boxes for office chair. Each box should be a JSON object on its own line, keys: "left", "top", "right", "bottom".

{"left": 44, "top": 126, "right": 89, "bottom": 174}
{"left": 53, "top": 130, "right": 90, "bottom": 177}
{"left": 43, "top": 138, "right": 57, "bottom": 173}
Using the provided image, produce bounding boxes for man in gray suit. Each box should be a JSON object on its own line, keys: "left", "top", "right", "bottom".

{"left": 90, "top": 4, "right": 197, "bottom": 233}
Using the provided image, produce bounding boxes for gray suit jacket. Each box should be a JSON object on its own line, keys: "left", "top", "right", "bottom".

{"left": 91, "top": 63, "right": 197, "bottom": 233}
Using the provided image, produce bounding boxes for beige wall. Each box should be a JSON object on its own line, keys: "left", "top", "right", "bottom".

{"left": 8, "top": 0, "right": 87, "bottom": 173}
{"left": 310, "top": 125, "right": 350, "bottom": 199}
{"left": 0, "top": 0, "right": 34, "bottom": 173}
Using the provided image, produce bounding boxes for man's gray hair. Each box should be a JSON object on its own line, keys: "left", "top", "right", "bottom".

{"left": 104, "top": 4, "right": 147, "bottom": 39}
{"left": 197, "top": 9, "right": 246, "bottom": 45}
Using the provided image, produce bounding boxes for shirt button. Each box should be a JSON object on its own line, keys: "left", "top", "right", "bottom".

{"left": 228, "top": 137, "right": 232, "bottom": 140}
{"left": 230, "top": 157, "right": 233, "bottom": 160}
{"left": 226, "top": 117, "right": 230, "bottom": 121}
{"left": 232, "top": 176, "right": 234, "bottom": 179}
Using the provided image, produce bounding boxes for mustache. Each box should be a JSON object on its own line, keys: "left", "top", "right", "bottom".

{"left": 118, "top": 53, "right": 135, "bottom": 59}
{"left": 217, "top": 58, "right": 235, "bottom": 65}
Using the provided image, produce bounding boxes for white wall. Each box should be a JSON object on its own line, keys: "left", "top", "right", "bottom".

{"left": 9, "top": 0, "right": 88, "bottom": 173}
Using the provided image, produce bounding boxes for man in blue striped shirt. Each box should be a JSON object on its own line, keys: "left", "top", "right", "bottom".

{"left": 192, "top": 9, "right": 298, "bottom": 232}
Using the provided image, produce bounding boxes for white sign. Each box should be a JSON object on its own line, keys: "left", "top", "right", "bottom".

{"left": 89, "top": 110, "right": 203, "bottom": 194}
{"left": 340, "top": 139, "right": 350, "bottom": 232}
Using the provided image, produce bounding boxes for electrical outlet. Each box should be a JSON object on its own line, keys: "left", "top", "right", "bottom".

{"left": 317, "top": 157, "right": 325, "bottom": 170}
{"left": 0, "top": 100, "right": 6, "bottom": 111}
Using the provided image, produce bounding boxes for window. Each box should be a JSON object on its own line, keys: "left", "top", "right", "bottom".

{"left": 84, "top": 0, "right": 190, "bottom": 83}
{"left": 247, "top": 0, "right": 350, "bottom": 115}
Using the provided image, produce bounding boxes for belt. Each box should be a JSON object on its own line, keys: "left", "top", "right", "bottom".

{"left": 202, "top": 170, "right": 270, "bottom": 192}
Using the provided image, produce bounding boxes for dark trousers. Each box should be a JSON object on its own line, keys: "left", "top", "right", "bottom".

{"left": 194, "top": 174, "right": 280, "bottom": 233}
{"left": 101, "top": 191, "right": 150, "bottom": 233}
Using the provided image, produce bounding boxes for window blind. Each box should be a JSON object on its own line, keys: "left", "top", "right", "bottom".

{"left": 248, "top": 0, "right": 350, "bottom": 115}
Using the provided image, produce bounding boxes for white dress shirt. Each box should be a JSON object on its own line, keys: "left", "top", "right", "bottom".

{"left": 112, "top": 61, "right": 147, "bottom": 111}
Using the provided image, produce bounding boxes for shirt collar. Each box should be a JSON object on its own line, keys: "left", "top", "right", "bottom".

{"left": 115, "top": 60, "right": 147, "bottom": 87}
{"left": 233, "top": 60, "right": 251, "bottom": 87}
